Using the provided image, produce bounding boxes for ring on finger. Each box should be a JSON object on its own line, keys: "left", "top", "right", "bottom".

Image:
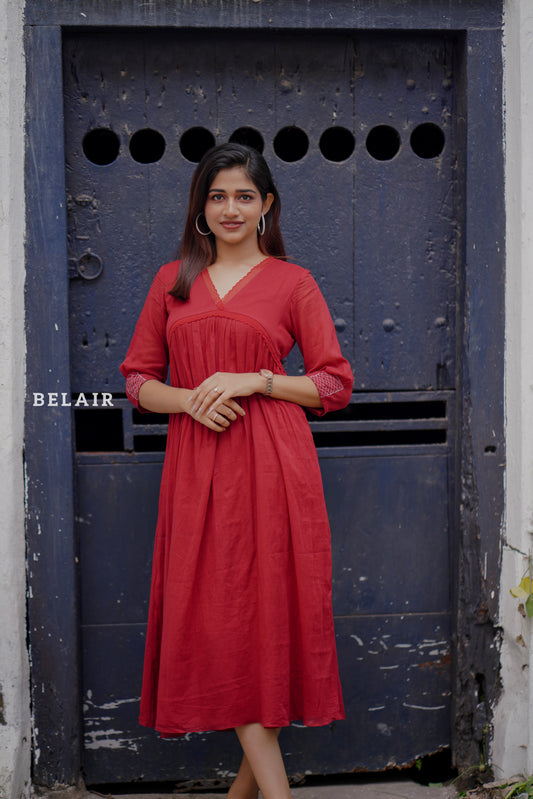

{"left": 212, "top": 386, "right": 222, "bottom": 394}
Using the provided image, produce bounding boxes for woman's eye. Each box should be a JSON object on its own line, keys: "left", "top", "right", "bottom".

{"left": 210, "top": 194, "right": 224, "bottom": 201}
{"left": 240, "top": 194, "right": 253, "bottom": 201}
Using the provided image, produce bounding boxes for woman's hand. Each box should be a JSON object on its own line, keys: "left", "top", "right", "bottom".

{"left": 187, "top": 395, "right": 245, "bottom": 432}
{"left": 187, "top": 371, "right": 263, "bottom": 428}
{"left": 137, "top": 379, "right": 247, "bottom": 431}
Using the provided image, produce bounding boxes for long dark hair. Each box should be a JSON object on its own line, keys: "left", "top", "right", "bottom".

{"left": 169, "top": 143, "right": 286, "bottom": 300}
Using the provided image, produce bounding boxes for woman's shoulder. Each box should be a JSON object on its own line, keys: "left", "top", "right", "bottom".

{"left": 265, "top": 256, "right": 312, "bottom": 284}
{"left": 266, "top": 257, "right": 323, "bottom": 299}
{"left": 153, "top": 259, "right": 181, "bottom": 291}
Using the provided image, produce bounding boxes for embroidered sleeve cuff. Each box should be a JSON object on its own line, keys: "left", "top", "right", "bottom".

{"left": 125, "top": 372, "right": 149, "bottom": 408}
{"left": 308, "top": 371, "right": 345, "bottom": 399}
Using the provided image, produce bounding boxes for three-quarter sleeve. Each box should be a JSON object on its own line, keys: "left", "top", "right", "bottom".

{"left": 289, "top": 271, "right": 353, "bottom": 416}
{"left": 119, "top": 272, "right": 170, "bottom": 411}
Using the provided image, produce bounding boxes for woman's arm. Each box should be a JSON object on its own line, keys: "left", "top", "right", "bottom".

{"left": 288, "top": 272, "right": 354, "bottom": 416}
{"left": 138, "top": 379, "right": 192, "bottom": 414}
{"left": 262, "top": 373, "right": 322, "bottom": 407}
{"left": 138, "top": 378, "right": 246, "bottom": 432}
{"left": 187, "top": 371, "right": 322, "bottom": 418}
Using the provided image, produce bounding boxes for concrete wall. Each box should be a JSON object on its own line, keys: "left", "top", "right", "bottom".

{"left": 492, "top": 0, "right": 533, "bottom": 781}
{"left": 0, "top": 0, "right": 31, "bottom": 798}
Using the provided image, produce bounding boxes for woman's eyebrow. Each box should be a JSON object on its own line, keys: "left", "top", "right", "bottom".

{"left": 208, "top": 187, "right": 258, "bottom": 193}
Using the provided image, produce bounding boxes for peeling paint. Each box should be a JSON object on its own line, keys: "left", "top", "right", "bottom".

{"left": 94, "top": 696, "right": 139, "bottom": 710}
{"left": 85, "top": 728, "right": 141, "bottom": 751}
{"left": 419, "top": 639, "right": 447, "bottom": 649}
{"left": 377, "top": 722, "right": 393, "bottom": 736}
{"left": 83, "top": 694, "right": 143, "bottom": 752}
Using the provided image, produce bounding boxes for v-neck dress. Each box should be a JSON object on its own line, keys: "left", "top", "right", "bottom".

{"left": 120, "top": 256, "right": 354, "bottom": 736}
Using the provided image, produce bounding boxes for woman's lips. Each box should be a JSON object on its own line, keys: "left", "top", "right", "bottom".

{"left": 221, "top": 221, "right": 243, "bottom": 229}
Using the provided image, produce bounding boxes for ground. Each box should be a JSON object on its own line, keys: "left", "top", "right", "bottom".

{"left": 459, "top": 782, "right": 528, "bottom": 799}
{"left": 33, "top": 774, "right": 533, "bottom": 799}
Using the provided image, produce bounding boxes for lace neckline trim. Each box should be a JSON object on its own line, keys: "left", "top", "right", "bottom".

{"left": 203, "top": 257, "right": 271, "bottom": 306}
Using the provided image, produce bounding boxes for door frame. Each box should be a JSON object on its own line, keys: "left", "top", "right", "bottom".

{"left": 24, "top": 0, "right": 505, "bottom": 785}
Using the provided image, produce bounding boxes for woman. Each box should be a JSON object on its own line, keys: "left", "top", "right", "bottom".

{"left": 120, "top": 143, "right": 353, "bottom": 799}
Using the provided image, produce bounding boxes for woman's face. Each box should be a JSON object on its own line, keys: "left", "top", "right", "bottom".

{"left": 203, "top": 166, "right": 274, "bottom": 248}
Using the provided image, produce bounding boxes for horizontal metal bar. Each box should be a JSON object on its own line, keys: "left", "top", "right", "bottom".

{"left": 130, "top": 424, "right": 168, "bottom": 434}
{"left": 309, "top": 419, "right": 448, "bottom": 432}
{"left": 81, "top": 622, "right": 148, "bottom": 630}
{"left": 76, "top": 453, "right": 165, "bottom": 464}
{"left": 333, "top": 611, "right": 452, "bottom": 620}
{"left": 24, "top": 1, "right": 502, "bottom": 30}
{"left": 349, "top": 390, "right": 454, "bottom": 403}
{"left": 76, "top": 443, "right": 450, "bottom": 463}
{"left": 124, "top": 419, "right": 450, "bottom": 438}
{"left": 317, "top": 444, "right": 449, "bottom": 458}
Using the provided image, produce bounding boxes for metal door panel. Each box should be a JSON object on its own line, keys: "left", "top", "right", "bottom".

{"left": 63, "top": 28, "right": 458, "bottom": 782}
{"left": 332, "top": 614, "right": 451, "bottom": 770}
{"left": 323, "top": 452, "right": 450, "bottom": 616}
{"left": 268, "top": 32, "right": 357, "bottom": 372}
{"left": 81, "top": 614, "right": 450, "bottom": 781}
{"left": 82, "top": 624, "right": 147, "bottom": 772}
{"left": 65, "top": 29, "right": 358, "bottom": 388}
{"left": 286, "top": 614, "right": 451, "bottom": 773}
{"left": 65, "top": 30, "right": 456, "bottom": 393}
{"left": 66, "top": 32, "right": 160, "bottom": 392}
{"left": 77, "top": 460, "right": 163, "bottom": 626}
{"left": 75, "top": 407, "right": 453, "bottom": 782}
{"left": 82, "top": 623, "right": 241, "bottom": 783}
{"left": 353, "top": 36, "right": 456, "bottom": 390}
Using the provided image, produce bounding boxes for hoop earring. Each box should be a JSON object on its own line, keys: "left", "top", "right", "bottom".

{"left": 195, "top": 214, "right": 211, "bottom": 236}
{"left": 257, "top": 213, "right": 266, "bottom": 236}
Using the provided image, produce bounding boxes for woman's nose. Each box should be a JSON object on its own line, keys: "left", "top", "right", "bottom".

{"left": 225, "top": 198, "right": 238, "bottom": 216}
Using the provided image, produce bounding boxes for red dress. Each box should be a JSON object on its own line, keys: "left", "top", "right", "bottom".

{"left": 120, "top": 256, "right": 353, "bottom": 736}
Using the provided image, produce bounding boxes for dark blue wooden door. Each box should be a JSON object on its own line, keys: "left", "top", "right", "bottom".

{"left": 64, "top": 29, "right": 457, "bottom": 782}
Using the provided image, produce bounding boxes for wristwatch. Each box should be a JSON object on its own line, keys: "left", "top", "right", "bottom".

{"left": 259, "top": 369, "right": 274, "bottom": 396}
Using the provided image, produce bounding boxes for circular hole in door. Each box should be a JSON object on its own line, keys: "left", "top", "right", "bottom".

{"left": 179, "top": 127, "right": 216, "bottom": 163}
{"left": 129, "top": 128, "right": 166, "bottom": 163}
{"left": 410, "top": 123, "right": 445, "bottom": 159}
{"left": 366, "top": 125, "right": 401, "bottom": 161}
{"left": 273, "top": 126, "right": 309, "bottom": 162}
{"left": 229, "top": 127, "right": 265, "bottom": 153}
{"left": 82, "top": 128, "right": 120, "bottom": 165}
{"left": 319, "top": 127, "right": 356, "bottom": 162}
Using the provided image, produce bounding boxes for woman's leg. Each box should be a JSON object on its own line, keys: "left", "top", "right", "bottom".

{"left": 227, "top": 727, "right": 283, "bottom": 799}
{"left": 233, "top": 723, "right": 291, "bottom": 799}
{"left": 227, "top": 752, "right": 259, "bottom": 799}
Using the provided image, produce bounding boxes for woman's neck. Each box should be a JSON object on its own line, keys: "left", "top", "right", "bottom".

{"left": 214, "top": 239, "right": 264, "bottom": 269}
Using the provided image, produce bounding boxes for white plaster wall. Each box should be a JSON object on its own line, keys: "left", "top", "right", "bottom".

{"left": 492, "top": 0, "right": 533, "bottom": 781}
{"left": 0, "top": 0, "right": 31, "bottom": 798}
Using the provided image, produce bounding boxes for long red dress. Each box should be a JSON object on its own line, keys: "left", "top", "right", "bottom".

{"left": 120, "top": 256, "right": 353, "bottom": 736}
